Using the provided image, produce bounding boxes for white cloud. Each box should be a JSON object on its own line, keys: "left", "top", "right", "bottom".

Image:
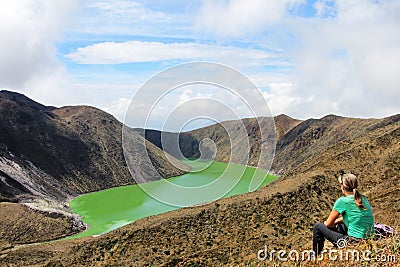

{"left": 65, "top": 41, "right": 272, "bottom": 65}
{"left": 102, "top": 97, "right": 132, "bottom": 121}
{"left": 263, "top": 83, "right": 301, "bottom": 116}
{"left": 117, "top": 80, "right": 273, "bottom": 131}
{"left": 289, "top": 0, "right": 400, "bottom": 118}
{"left": 193, "top": 0, "right": 400, "bottom": 119}
{"left": 70, "top": 0, "right": 193, "bottom": 38}
{"left": 2, "top": 0, "right": 399, "bottom": 122}
{"left": 89, "top": 0, "right": 172, "bottom": 22}
{"left": 0, "top": 0, "right": 79, "bottom": 106}
{"left": 195, "top": 0, "right": 304, "bottom": 38}
{"left": 313, "top": 0, "right": 337, "bottom": 17}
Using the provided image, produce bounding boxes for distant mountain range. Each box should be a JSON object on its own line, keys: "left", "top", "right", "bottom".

{"left": 141, "top": 111, "right": 399, "bottom": 177}
{"left": 1, "top": 90, "right": 399, "bottom": 266}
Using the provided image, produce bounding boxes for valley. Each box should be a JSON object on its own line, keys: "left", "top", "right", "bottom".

{"left": 0, "top": 91, "right": 399, "bottom": 266}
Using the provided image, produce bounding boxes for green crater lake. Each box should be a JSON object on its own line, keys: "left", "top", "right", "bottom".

{"left": 69, "top": 160, "right": 277, "bottom": 238}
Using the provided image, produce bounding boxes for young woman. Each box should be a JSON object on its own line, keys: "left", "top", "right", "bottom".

{"left": 312, "top": 173, "right": 374, "bottom": 255}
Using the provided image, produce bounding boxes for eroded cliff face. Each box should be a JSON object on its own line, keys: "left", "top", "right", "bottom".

{"left": 0, "top": 90, "right": 186, "bottom": 205}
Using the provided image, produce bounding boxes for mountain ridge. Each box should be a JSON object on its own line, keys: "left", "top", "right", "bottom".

{"left": 0, "top": 90, "right": 186, "bottom": 204}
{"left": 0, "top": 91, "right": 399, "bottom": 266}
{"left": 33, "top": 109, "right": 398, "bottom": 266}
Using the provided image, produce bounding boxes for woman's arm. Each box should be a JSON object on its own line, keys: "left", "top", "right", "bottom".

{"left": 324, "top": 209, "right": 340, "bottom": 227}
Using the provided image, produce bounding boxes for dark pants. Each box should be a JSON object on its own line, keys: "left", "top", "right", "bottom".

{"left": 312, "top": 222, "right": 348, "bottom": 254}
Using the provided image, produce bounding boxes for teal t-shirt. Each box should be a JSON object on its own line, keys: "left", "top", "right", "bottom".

{"left": 333, "top": 195, "right": 374, "bottom": 238}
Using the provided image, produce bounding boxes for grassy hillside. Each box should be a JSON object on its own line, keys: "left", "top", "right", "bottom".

{"left": 1, "top": 111, "right": 398, "bottom": 266}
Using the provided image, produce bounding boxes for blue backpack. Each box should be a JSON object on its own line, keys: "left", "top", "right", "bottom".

{"left": 374, "top": 223, "right": 396, "bottom": 238}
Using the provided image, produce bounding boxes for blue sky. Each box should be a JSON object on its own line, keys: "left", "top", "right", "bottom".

{"left": 0, "top": 0, "right": 399, "bottom": 129}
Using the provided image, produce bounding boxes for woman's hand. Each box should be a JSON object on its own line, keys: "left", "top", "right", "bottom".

{"left": 324, "top": 210, "right": 340, "bottom": 227}
{"left": 334, "top": 217, "right": 343, "bottom": 225}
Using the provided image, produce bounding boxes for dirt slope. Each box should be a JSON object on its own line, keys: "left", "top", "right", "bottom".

{"left": 0, "top": 202, "right": 83, "bottom": 250}
{"left": 0, "top": 90, "right": 186, "bottom": 204}
{"left": 0, "top": 90, "right": 187, "bottom": 246}
{"left": 1, "top": 114, "right": 399, "bottom": 266}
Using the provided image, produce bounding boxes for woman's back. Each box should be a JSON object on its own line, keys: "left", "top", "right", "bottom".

{"left": 333, "top": 195, "right": 374, "bottom": 238}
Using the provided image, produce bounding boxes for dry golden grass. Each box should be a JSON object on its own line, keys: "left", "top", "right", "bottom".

{"left": 2, "top": 109, "right": 399, "bottom": 266}
{"left": 220, "top": 224, "right": 400, "bottom": 267}
{"left": 240, "top": 227, "right": 399, "bottom": 267}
